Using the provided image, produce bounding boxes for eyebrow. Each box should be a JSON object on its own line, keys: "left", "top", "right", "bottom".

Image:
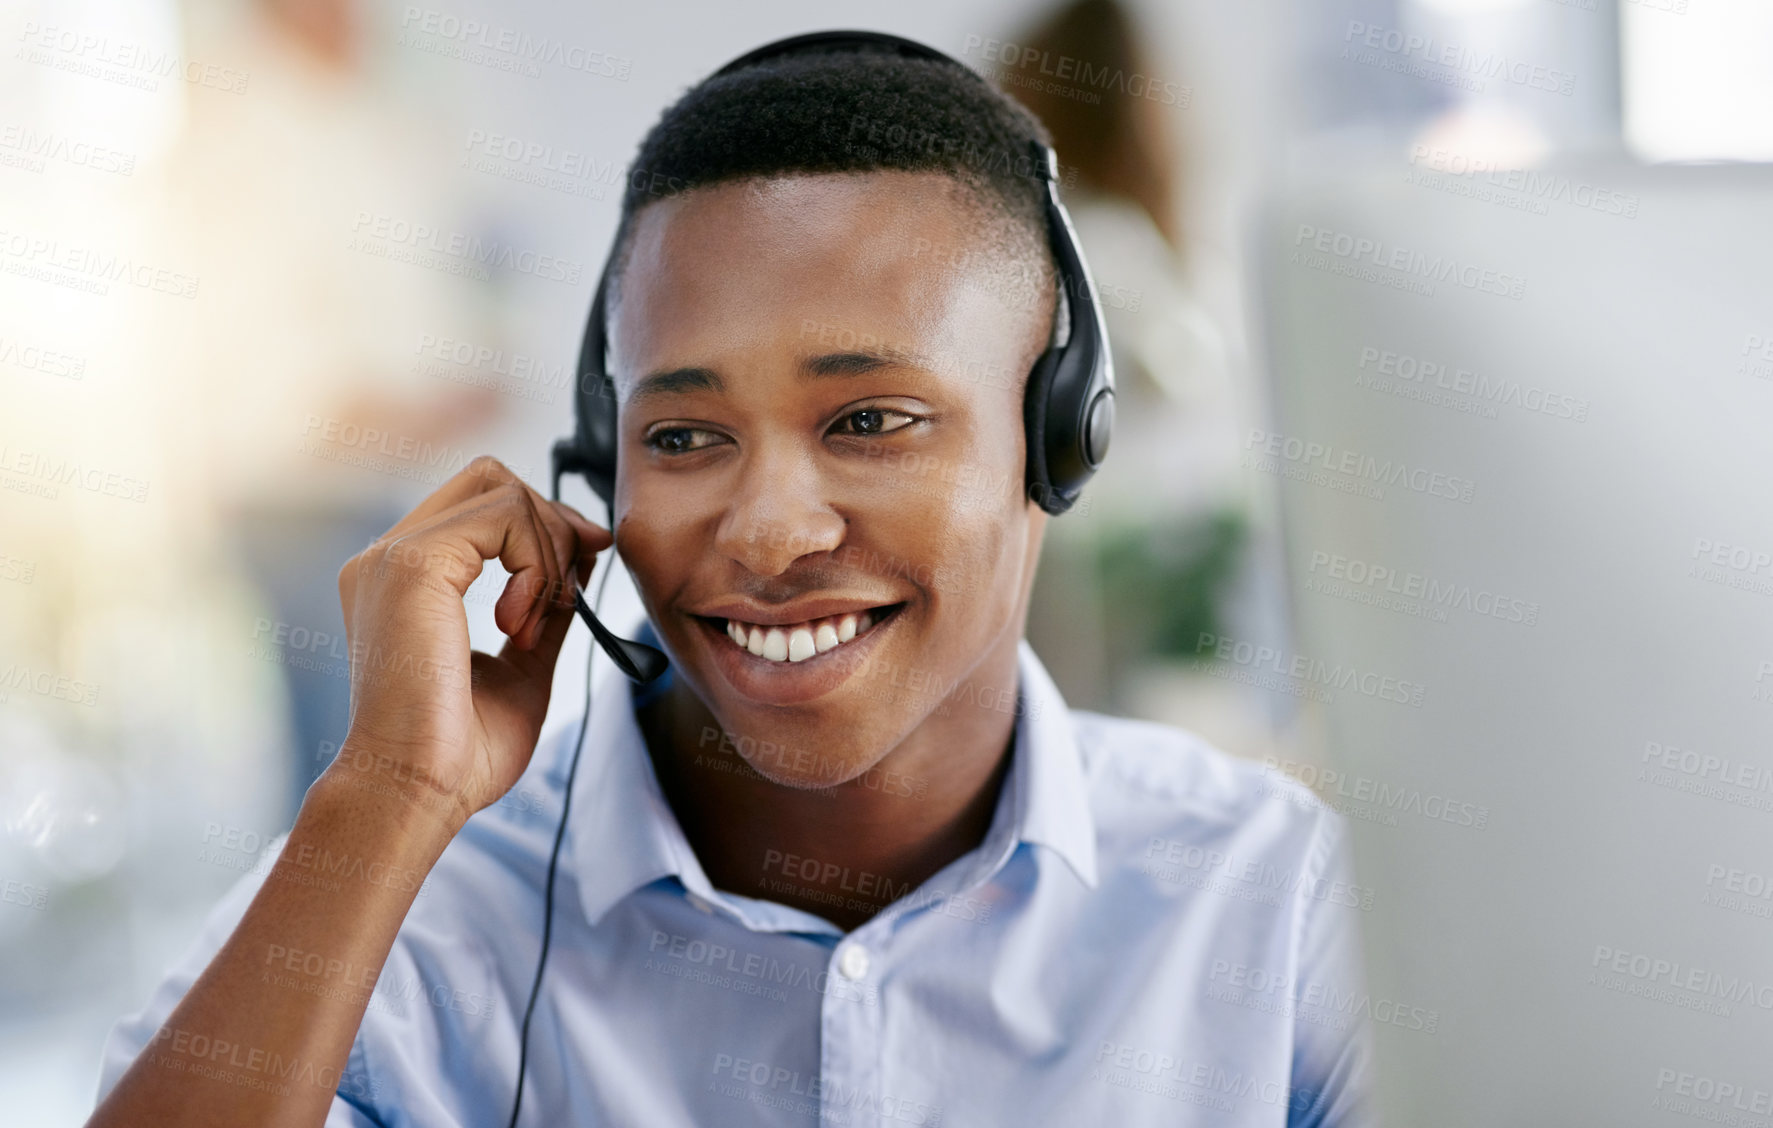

{"left": 627, "top": 366, "right": 723, "bottom": 405}
{"left": 626, "top": 348, "right": 930, "bottom": 404}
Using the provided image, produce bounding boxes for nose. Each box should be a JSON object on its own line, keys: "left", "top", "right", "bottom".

{"left": 713, "top": 442, "right": 846, "bottom": 577}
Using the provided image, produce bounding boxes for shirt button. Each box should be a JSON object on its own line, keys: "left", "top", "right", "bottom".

{"left": 686, "top": 893, "right": 714, "bottom": 915}
{"left": 838, "top": 944, "right": 870, "bottom": 980}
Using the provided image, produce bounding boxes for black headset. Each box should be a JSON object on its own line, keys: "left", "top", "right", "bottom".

{"left": 551, "top": 28, "right": 1116, "bottom": 520}
{"left": 511, "top": 30, "right": 1115, "bottom": 1127}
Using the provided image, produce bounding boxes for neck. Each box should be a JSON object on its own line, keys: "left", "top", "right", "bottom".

{"left": 637, "top": 637, "right": 1024, "bottom": 933}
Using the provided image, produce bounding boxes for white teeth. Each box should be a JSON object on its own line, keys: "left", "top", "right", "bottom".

{"left": 722, "top": 607, "right": 895, "bottom": 664}
{"left": 814, "top": 623, "right": 839, "bottom": 653}
{"left": 762, "top": 628, "right": 788, "bottom": 661}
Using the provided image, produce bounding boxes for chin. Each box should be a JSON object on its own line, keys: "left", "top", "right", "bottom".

{"left": 707, "top": 704, "right": 901, "bottom": 791}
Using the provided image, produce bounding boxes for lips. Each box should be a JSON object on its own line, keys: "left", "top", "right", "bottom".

{"left": 721, "top": 607, "right": 886, "bottom": 663}
{"left": 690, "top": 602, "right": 907, "bottom": 707}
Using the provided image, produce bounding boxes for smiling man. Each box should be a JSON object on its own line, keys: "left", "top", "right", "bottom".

{"left": 90, "top": 34, "right": 1374, "bottom": 1128}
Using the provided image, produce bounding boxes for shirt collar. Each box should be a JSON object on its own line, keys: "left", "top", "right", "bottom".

{"left": 568, "top": 634, "right": 1098, "bottom": 931}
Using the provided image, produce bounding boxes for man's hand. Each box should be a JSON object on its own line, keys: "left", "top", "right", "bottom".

{"left": 331, "top": 454, "right": 610, "bottom": 830}
{"left": 89, "top": 454, "right": 606, "bottom": 1128}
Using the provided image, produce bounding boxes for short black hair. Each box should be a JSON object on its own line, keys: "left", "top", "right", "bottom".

{"left": 607, "top": 44, "right": 1059, "bottom": 327}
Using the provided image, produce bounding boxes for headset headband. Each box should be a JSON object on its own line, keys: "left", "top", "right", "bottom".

{"left": 552, "top": 29, "right": 1114, "bottom": 516}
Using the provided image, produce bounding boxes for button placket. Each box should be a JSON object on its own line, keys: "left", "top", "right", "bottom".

{"left": 837, "top": 943, "right": 870, "bottom": 981}
{"left": 819, "top": 927, "right": 885, "bottom": 1126}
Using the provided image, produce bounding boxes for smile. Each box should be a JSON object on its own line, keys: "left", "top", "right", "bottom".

{"left": 718, "top": 604, "right": 901, "bottom": 663}
{"left": 692, "top": 601, "right": 908, "bottom": 706}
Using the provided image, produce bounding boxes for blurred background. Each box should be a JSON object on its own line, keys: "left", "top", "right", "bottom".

{"left": 2, "top": 0, "right": 1769, "bottom": 1123}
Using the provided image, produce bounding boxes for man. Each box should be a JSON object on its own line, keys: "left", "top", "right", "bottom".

{"left": 91, "top": 36, "right": 1375, "bottom": 1127}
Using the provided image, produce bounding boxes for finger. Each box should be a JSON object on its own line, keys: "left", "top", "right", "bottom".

{"left": 497, "top": 583, "right": 579, "bottom": 692}
{"left": 442, "top": 484, "right": 603, "bottom": 650}
{"left": 376, "top": 455, "right": 531, "bottom": 550}
{"left": 345, "top": 486, "right": 606, "bottom": 653}
{"left": 553, "top": 501, "right": 613, "bottom": 564}
{"left": 342, "top": 455, "right": 525, "bottom": 628}
{"left": 506, "top": 478, "right": 598, "bottom": 648}
{"left": 364, "top": 485, "right": 560, "bottom": 647}
{"left": 513, "top": 486, "right": 568, "bottom": 650}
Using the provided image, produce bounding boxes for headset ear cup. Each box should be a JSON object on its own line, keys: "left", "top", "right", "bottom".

{"left": 1085, "top": 387, "right": 1114, "bottom": 467}
{"left": 1023, "top": 348, "right": 1066, "bottom": 516}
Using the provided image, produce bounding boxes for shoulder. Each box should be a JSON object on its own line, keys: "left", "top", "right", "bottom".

{"left": 1072, "top": 708, "right": 1322, "bottom": 823}
{"left": 1069, "top": 708, "right": 1345, "bottom": 878}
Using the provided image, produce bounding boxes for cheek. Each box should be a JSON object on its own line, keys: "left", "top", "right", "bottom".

{"left": 907, "top": 481, "right": 1022, "bottom": 628}
{"left": 613, "top": 500, "right": 685, "bottom": 612}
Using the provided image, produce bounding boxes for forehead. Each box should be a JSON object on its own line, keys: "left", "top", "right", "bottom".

{"left": 609, "top": 171, "right": 1048, "bottom": 396}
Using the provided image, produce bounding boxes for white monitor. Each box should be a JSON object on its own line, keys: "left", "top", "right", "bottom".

{"left": 1255, "top": 156, "right": 1773, "bottom": 1126}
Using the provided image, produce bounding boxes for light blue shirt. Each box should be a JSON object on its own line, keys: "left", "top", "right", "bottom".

{"left": 97, "top": 638, "right": 1376, "bottom": 1126}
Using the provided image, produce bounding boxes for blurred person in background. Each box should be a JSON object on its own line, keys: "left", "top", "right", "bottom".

{"left": 1006, "top": 0, "right": 1252, "bottom": 723}
{"left": 148, "top": 0, "right": 506, "bottom": 818}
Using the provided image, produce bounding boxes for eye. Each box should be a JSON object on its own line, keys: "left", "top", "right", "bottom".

{"left": 643, "top": 426, "right": 724, "bottom": 455}
{"left": 832, "top": 408, "right": 917, "bottom": 437}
